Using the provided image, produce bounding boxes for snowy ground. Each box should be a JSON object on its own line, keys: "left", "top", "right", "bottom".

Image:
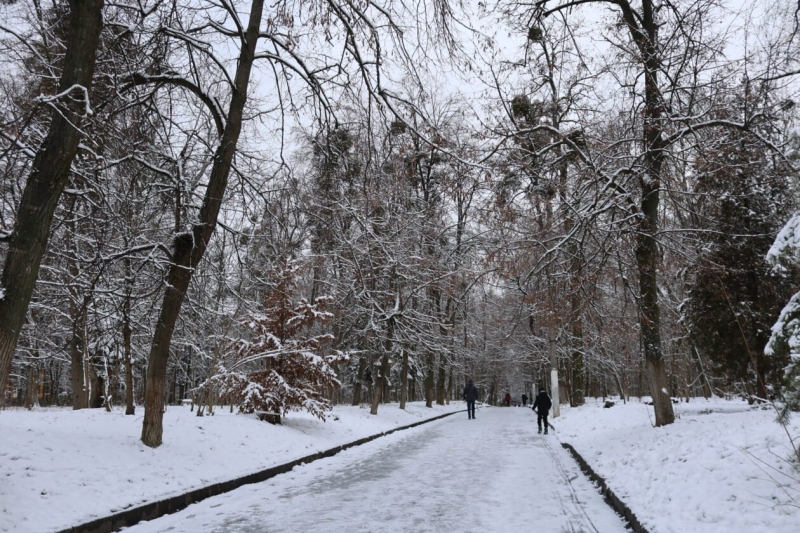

{"left": 0, "top": 401, "right": 461, "bottom": 533}
{"left": 124, "top": 407, "right": 628, "bottom": 533}
{"left": 3, "top": 398, "right": 799, "bottom": 533}
{"left": 556, "top": 397, "right": 800, "bottom": 533}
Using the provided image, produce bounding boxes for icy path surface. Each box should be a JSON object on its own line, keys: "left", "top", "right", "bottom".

{"left": 129, "top": 407, "right": 628, "bottom": 533}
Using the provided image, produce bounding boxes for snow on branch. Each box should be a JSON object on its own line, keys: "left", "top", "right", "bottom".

{"left": 766, "top": 214, "right": 800, "bottom": 415}
{"left": 767, "top": 212, "right": 800, "bottom": 269}
{"left": 35, "top": 84, "right": 93, "bottom": 117}
{"left": 202, "top": 258, "right": 347, "bottom": 420}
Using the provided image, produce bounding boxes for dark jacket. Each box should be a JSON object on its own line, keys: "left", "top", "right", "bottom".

{"left": 463, "top": 381, "right": 478, "bottom": 402}
{"left": 533, "top": 391, "right": 552, "bottom": 412}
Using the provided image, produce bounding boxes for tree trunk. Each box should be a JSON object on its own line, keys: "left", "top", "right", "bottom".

{"left": 370, "top": 316, "right": 393, "bottom": 415}
{"left": 571, "top": 316, "right": 585, "bottom": 406}
{"left": 549, "top": 326, "right": 560, "bottom": 417}
{"left": 446, "top": 365, "right": 453, "bottom": 405}
{"left": 628, "top": 0, "right": 675, "bottom": 426}
{"left": 436, "top": 355, "right": 446, "bottom": 405}
{"left": 70, "top": 307, "right": 88, "bottom": 410}
{"left": 123, "top": 288, "right": 135, "bottom": 415}
{"left": 352, "top": 355, "right": 366, "bottom": 406}
{"left": 88, "top": 359, "right": 102, "bottom": 409}
{"left": 0, "top": 0, "right": 105, "bottom": 395}
{"left": 369, "top": 355, "right": 388, "bottom": 414}
{"left": 425, "top": 352, "right": 434, "bottom": 408}
{"left": 141, "top": 0, "right": 265, "bottom": 447}
{"left": 399, "top": 348, "right": 408, "bottom": 410}
{"left": 692, "top": 345, "right": 713, "bottom": 398}
{"left": 24, "top": 364, "right": 39, "bottom": 409}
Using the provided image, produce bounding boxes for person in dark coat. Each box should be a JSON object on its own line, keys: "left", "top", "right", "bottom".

{"left": 532, "top": 388, "right": 552, "bottom": 434}
{"left": 463, "top": 379, "right": 478, "bottom": 419}
{"left": 521, "top": 393, "right": 528, "bottom": 406}
{"left": 504, "top": 392, "right": 511, "bottom": 406}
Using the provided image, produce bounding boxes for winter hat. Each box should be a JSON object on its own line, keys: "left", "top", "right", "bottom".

{"left": 539, "top": 388, "right": 545, "bottom": 393}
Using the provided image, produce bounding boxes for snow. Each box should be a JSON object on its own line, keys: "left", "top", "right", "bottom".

{"left": 0, "top": 402, "right": 461, "bottom": 533}
{"left": 765, "top": 291, "right": 800, "bottom": 358}
{"left": 556, "top": 398, "right": 800, "bottom": 533}
{"left": 123, "top": 408, "right": 629, "bottom": 533}
{"left": 767, "top": 212, "right": 800, "bottom": 267}
{"left": 3, "top": 398, "right": 799, "bottom": 533}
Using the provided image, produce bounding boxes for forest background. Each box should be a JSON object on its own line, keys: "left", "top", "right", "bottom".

{"left": 1, "top": 0, "right": 800, "bottom": 451}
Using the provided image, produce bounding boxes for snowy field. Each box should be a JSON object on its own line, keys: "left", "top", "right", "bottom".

{"left": 557, "top": 397, "right": 800, "bottom": 533}
{"left": 0, "top": 402, "right": 462, "bottom": 533}
{"left": 2, "top": 398, "right": 799, "bottom": 533}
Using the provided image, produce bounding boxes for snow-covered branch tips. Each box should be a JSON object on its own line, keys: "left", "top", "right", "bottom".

{"left": 202, "top": 259, "right": 348, "bottom": 421}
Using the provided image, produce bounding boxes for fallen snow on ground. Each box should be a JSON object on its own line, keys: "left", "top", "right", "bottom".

{"left": 125, "top": 407, "right": 628, "bottom": 533}
{"left": 557, "top": 397, "right": 800, "bottom": 533}
{"left": 0, "top": 401, "right": 462, "bottom": 533}
{"left": 4, "top": 398, "right": 799, "bottom": 533}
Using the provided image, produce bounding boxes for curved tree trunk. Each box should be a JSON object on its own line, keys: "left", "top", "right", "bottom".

{"left": 140, "top": 0, "right": 265, "bottom": 447}
{"left": 0, "top": 0, "right": 105, "bottom": 398}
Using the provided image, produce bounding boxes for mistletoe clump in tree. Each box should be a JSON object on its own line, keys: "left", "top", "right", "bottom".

{"left": 209, "top": 259, "right": 347, "bottom": 420}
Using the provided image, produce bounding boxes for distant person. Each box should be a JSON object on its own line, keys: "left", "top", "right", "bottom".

{"left": 463, "top": 379, "right": 478, "bottom": 419}
{"left": 521, "top": 393, "right": 528, "bottom": 406}
{"left": 504, "top": 392, "right": 511, "bottom": 406}
{"left": 533, "top": 388, "right": 552, "bottom": 434}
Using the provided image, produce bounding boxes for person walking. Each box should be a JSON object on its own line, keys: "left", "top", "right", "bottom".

{"left": 532, "top": 388, "right": 552, "bottom": 434}
{"left": 521, "top": 393, "right": 528, "bottom": 407}
{"left": 463, "top": 379, "right": 478, "bottom": 419}
{"left": 504, "top": 392, "right": 511, "bottom": 406}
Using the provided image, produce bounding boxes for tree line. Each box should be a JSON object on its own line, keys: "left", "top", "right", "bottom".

{"left": 1, "top": 0, "right": 799, "bottom": 446}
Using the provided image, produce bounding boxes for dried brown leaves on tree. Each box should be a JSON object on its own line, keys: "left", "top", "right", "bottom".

{"left": 204, "top": 259, "right": 347, "bottom": 420}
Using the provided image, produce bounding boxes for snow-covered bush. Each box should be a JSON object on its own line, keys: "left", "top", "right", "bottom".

{"left": 765, "top": 213, "right": 800, "bottom": 417}
{"left": 202, "top": 259, "right": 348, "bottom": 420}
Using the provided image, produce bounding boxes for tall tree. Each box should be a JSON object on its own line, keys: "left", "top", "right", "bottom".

{"left": 517, "top": 0, "right": 758, "bottom": 424}
{"left": 140, "top": 0, "right": 266, "bottom": 447}
{"left": 0, "top": 0, "right": 104, "bottom": 398}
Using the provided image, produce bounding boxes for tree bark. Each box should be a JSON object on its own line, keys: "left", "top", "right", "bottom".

{"left": 425, "top": 351, "right": 434, "bottom": 408}
{"left": 436, "top": 355, "right": 446, "bottom": 405}
{"left": 24, "top": 364, "right": 39, "bottom": 409}
{"left": 570, "top": 315, "right": 585, "bottom": 406}
{"left": 352, "top": 355, "right": 366, "bottom": 405}
{"left": 0, "top": 0, "right": 105, "bottom": 398}
{"left": 123, "top": 274, "right": 135, "bottom": 415}
{"left": 620, "top": 0, "right": 675, "bottom": 425}
{"left": 141, "top": 0, "right": 265, "bottom": 447}
{"left": 70, "top": 307, "right": 88, "bottom": 410}
{"left": 399, "top": 348, "right": 408, "bottom": 409}
{"left": 370, "top": 315, "right": 393, "bottom": 415}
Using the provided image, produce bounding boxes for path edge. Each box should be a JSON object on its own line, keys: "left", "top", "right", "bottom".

{"left": 56, "top": 409, "right": 463, "bottom": 533}
{"left": 561, "top": 442, "right": 651, "bottom": 533}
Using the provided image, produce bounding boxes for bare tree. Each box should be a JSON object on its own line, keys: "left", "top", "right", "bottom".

{"left": 0, "top": 0, "right": 104, "bottom": 399}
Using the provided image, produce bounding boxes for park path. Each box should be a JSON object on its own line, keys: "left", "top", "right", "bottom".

{"left": 128, "top": 407, "right": 628, "bottom": 533}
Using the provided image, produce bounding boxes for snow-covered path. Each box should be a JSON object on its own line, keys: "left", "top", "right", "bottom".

{"left": 128, "top": 407, "right": 628, "bottom": 533}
